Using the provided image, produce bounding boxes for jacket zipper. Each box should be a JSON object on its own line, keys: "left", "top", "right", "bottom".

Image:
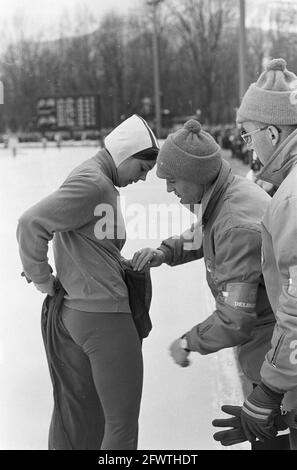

{"left": 271, "top": 333, "right": 285, "bottom": 368}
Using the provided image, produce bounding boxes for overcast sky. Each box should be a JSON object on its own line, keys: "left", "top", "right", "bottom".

{"left": 0, "top": 0, "right": 296, "bottom": 42}
{"left": 0, "top": 0, "right": 137, "bottom": 22}
{"left": 0, "top": 0, "right": 139, "bottom": 42}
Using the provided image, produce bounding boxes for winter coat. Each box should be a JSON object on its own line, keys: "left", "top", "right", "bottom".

{"left": 159, "top": 160, "right": 275, "bottom": 383}
{"left": 257, "top": 129, "right": 297, "bottom": 397}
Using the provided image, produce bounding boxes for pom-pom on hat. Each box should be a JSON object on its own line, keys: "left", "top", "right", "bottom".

{"left": 156, "top": 119, "right": 222, "bottom": 185}
{"left": 237, "top": 58, "right": 297, "bottom": 125}
{"left": 266, "top": 58, "right": 286, "bottom": 71}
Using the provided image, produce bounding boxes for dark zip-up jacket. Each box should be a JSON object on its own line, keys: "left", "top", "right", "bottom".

{"left": 159, "top": 160, "right": 275, "bottom": 383}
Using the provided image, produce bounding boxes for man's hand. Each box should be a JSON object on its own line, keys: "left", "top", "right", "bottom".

{"left": 241, "top": 382, "right": 284, "bottom": 442}
{"left": 213, "top": 405, "right": 247, "bottom": 446}
{"left": 34, "top": 274, "right": 56, "bottom": 296}
{"left": 212, "top": 404, "right": 288, "bottom": 447}
{"left": 169, "top": 337, "right": 191, "bottom": 368}
{"left": 131, "top": 248, "right": 165, "bottom": 271}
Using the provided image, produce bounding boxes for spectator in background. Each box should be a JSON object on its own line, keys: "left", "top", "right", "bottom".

{"left": 3, "top": 133, "right": 9, "bottom": 149}
{"left": 221, "top": 128, "right": 232, "bottom": 152}
{"left": 42, "top": 135, "right": 48, "bottom": 151}
{"left": 54, "top": 132, "right": 62, "bottom": 149}
{"left": 9, "top": 131, "right": 19, "bottom": 158}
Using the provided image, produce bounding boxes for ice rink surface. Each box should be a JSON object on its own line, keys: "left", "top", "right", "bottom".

{"left": 0, "top": 146, "right": 248, "bottom": 450}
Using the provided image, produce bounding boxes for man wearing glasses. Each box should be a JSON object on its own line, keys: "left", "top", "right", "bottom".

{"left": 217, "top": 58, "right": 297, "bottom": 449}
{"left": 241, "top": 126, "right": 281, "bottom": 146}
{"left": 243, "top": 129, "right": 278, "bottom": 197}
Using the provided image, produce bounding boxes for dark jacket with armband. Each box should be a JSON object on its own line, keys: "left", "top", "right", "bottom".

{"left": 158, "top": 160, "right": 275, "bottom": 384}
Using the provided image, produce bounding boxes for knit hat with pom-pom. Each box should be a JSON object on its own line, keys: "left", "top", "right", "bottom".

{"left": 156, "top": 119, "right": 222, "bottom": 184}
{"left": 237, "top": 58, "right": 297, "bottom": 125}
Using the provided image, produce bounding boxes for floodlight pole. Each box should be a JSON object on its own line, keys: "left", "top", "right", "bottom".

{"left": 147, "top": 0, "right": 163, "bottom": 138}
{"left": 239, "top": 0, "right": 247, "bottom": 101}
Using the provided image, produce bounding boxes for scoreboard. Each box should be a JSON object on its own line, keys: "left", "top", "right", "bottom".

{"left": 36, "top": 94, "right": 100, "bottom": 130}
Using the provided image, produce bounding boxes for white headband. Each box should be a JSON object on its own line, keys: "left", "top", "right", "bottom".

{"left": 104, "top": 114, "right": 159, "bottom": 168}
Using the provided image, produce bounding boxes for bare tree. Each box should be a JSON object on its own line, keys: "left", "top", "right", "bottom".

{"left": 267, "top": 5, "right": 297, "bottom": 72}
{"left": 93, "top": 13, "right": 126, "bottom": 127}
{"left": 5, "top": 0, "right": 297, "bottom": 133}
{"left": 166, "top": 0, "right": 237, "bottom": 123}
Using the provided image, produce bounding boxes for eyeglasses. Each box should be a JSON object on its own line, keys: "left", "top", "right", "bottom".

{"left": 240, "top": 126, "right": 268, "bottom": 144}
{"left": 240, "top": 126, "right": 282, "bottom": 145}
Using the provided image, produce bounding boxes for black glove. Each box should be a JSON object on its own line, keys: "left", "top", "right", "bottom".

{"left": 213, "top": 404, "right": 288, "bottom": 447}
{"left": 212, "top": 405, "right": 247, "bottom": 446}
{"left": 241, "top": 382, "right": 284, "bottom": 442}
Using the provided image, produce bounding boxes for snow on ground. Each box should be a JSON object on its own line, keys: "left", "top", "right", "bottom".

{"left": 0, "top": 146, "right": 248, "bottom": 450}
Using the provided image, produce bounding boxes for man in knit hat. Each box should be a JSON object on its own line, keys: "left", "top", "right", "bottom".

{"left": 131, "top": 119, "right": 287, "bottom": 449}
{"left": 213, "top": 58, "right": 297, "bottom": 450}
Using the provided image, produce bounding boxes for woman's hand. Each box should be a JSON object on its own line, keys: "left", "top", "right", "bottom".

{"left": 34, "top": 274, "right": 56, "bottom": 296}
{"left": 131, "top": 248, "right": 165, "bottom": 271}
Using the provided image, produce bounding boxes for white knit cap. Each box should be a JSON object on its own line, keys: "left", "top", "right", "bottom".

{"left": 237, "top": 58, "right": 297, "bottom": 125}
{"left": 104, "top": 114, "right": 159, "bottom": 167}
